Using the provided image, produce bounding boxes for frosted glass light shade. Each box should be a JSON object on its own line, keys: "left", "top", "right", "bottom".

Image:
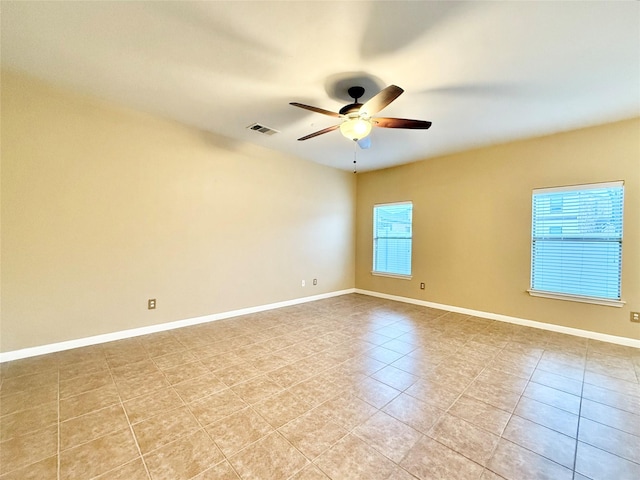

{"left": 340, "top": 118, "right": 372, "bottom": 141}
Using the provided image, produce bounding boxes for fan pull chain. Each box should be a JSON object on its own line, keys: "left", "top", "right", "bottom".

{"left": 353, "top": 139, "right": 358, "bottom": 174}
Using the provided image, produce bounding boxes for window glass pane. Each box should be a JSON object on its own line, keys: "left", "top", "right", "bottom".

{"left": 531, "top": 183, "right": 624, "bottom": 300}
{"left": 373, "top": 203, "right": 412, "bottom": 276}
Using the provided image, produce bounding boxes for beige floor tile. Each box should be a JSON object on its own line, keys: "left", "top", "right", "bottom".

{"left": 0, "top": 385, "right": 58, "bottom": 417}
{"left": 530, "top": 369, "right": 583, "bottom": 396}
{"left": 382, "top": 392, "right": 445, "bottom": 434}
{"left": 0, "top": 401, "right": 58, "bottom": 441}
{"left": 0, "top": 454, "right": 57, "bottom": 480}
{"left": 464, "top": 380, "right": 523, "bottom": 413}
{"left": 316, "top": 393, "right": 378, "bottom": 431}
{"left": 0, "top": 356, "right": 58, "bottom": 380}
{"left": 231, "top": 375, "right": 285, "bottom": 405}
{"left": 353, "top": 410, "right": 422, "bottom": 462}
{"left": 60, "top": 428, "right": 139, "bottom": 479}
{"left": 365, "top": 345, "right": 406, "bottom": 364}
{"left": 205, "top": 407, "right": 274, "bottom": 457}
{"left": 59, "top": 370, "right": 115, "bottom": 399}
{"left": 536, "top": 358, "right": 585, "bottom": 381}
{"left": 132, "top": 405, "right": 201, "bottom": 455}
{"left": 474, "top": 369, "right": 529, "bottom": 395}
{"left": 580, "top": 398, "right": 640, "bottom": 436}
{"left": 370, "top": 364, "right": 420, "bottom": 391}
{"left": 582, "top": 383, "right": 640, "bottom": 414}
{"left": 314, "top": 433, "right": 397, "bottom": 480}
{"left": 229, "top": 432, "right": 309, "bottom": 480}
{"left": 267, "top": 363, "right": 311, "bottom": 388}
{"left": 152, "top": 350, "right": 198, "bottom": 370}
{"left": 428, "top": 413, "right": 500, "bottom": 466}
{"left": 401, "top": 435, "right": 485, "bottom": 480}
{"left": 349, "top": 376, "right": 402, "bottom": 409}
{"left": 193, "top": 460, "right": 241, "bottom": 479}
{"left": 143, "top": 339, "right": 185, "bottom": 359}
{"left": 114, "top": 371, "right": 170, "bottom": 400}
{"left": 93, "top": 458, "right": 150, "bottom": 480}
{"left": 405, "top": 379, "right": 462, "bottom": 411}
{"left": 189, "top": 388, "right": 247, "bottom": 426}
{"left": 522, "top": 381, "right": 581, "bottom": 414}
{"left": 512, "top": 395, "right": 579, "bottom": 438}
{"left": 60, "top": 383, "right": 121, "bottom": 421}
{"left": 583, "top": 370, "right": 640, "bottom": 398}
{"left": 123, "top": 386, "right": 184, "bottom": 424}
{"left": 278, "top": 408, "right": 348, "bottom": 459}
{"left": 59, "top": 358, "right": 109, "bottom": 381}
{"left": 215, "top": 362, "right": 262, "bottom": 387}
{"left": 111, "top": 358, "right": 159, "bottom": 380}
{"left": 502, "top": 415, "right": 576, "bottom": 468}
{"left": 0, "top": 372, "right": 58, "bottom": 397}
{"left": 480, "top": 469, "right": 508, "bottom": 480}
{"left": 339, "top": 354, "right": 387, "bottom": 376}
{"left": 578, "top": 417, "right": 640, "bottom": 463}
{"left": 144, "top": 429, "right": 224, "bottom": 480}
{"left": 161, "top": 361, "right": 210, "bottom": 385}
{"left": 575, "top": 441, "right": 640, "bottom": 480}
{"left": 172, "top": 373, "right": 228, "bottom": 404}
{"left": 289, "top": 464, "right": 331, "bottom": 479}
{"left": 0, "top": 425, "right": 58, "bottom": 475}
{"left": 487, "top": 438, "right": 573, "bottom": 480}
{"left": 61, "top": 404, "right": 130, "bottom": 450}
{"left": 448, "top": 395, "right": 512, "bottom": 436}
{"left": 253, "top": 390, "right": 312, "bottom": 428}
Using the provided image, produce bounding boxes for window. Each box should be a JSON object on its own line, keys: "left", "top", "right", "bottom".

{"left": 530, "top": 181, "right": 624, "bottom": 306}
{"left": 373, "top": 202, "right": 413, "bottom": 277}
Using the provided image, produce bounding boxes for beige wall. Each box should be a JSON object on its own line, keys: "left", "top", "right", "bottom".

{"left": 1, "top": 71, "right": 356, "bottom": 352}
{"left": 356, "top": 118, "right": 640, "bottom": 340}
{"left": 2, "top": 70, "right": 638, "bottom": 353}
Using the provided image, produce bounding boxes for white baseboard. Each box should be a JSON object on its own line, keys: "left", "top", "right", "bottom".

{"left": 3, "top": 287, "right": 636, "bottom": 363}
{"left": 355, "top": 289, "right": 640, "bottom": 349}
{"left": 0, "top": 289, "right": 356, "bottom": 363}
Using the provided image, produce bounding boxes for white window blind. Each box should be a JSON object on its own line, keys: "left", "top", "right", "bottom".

{"left": 530, "top": 182, "right": 624, "bottom": 303}
{"left": 373, "top": 202, "right": 412, "bottom": 277}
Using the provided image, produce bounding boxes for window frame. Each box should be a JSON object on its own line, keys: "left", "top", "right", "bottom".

{"left": 371, "top": 201, "right": 413, "bottom": 280}
{"left": 528, "top": 181, "right": 625, "bottom": 307}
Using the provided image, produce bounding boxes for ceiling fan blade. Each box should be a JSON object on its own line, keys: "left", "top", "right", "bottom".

{"left": 357, "top": 136, "right": 371, "bottom": 149}
{"left": 290, "top": 102, "right": 341, "bottom": 118}
{"left": 359, "top": 85, "right": 404, "bottom": 116}
{"left": 297, "top": 124, "right": 340, "bottom": 141}
{"left": 373, "top": 117, "right": 432, "bottom": 129}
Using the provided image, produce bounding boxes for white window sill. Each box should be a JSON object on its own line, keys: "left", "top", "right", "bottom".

{"left": 527, "top": 289, "right": 625, "bottom": 307}
{"left": 371, "top": 272, "right": 412, "bottom": 280}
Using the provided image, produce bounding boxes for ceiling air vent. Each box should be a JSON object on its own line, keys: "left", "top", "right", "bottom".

{"left": 247, "top": 123, "right": 279, "bottom": 136}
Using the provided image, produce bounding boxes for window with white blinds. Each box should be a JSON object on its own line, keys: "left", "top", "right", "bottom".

{"left": 373, "top": 202, "right": 412, "bottom": 277}
{"left": 530, "top": 181, "right": 624, "bottom": 305}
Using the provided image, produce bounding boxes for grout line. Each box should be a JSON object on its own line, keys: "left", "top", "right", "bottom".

{"left": 571, "top": 350, "right": 588, "bottom": 480}
{"left": 104, "top": 359, "right": 153, "bottom": 480}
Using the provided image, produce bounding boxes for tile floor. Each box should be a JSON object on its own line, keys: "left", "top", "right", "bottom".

{"left": 1, "top": 294, "right": 639, "bottom": 479}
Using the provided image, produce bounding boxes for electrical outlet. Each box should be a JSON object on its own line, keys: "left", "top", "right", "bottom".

{"left": 313, "top": 278, "right": 317, "bottom": 285}
{"left": 301, "top": 280, "right": 305, "bottom": 287}
{"left": 420, "top": 282, "right": 425, "bottom": 290}
{"left": 631, "top": 312, "right": 640, "bottom": 323}
{"left": 148, "top": 299, "right": 156, "bottom": 310}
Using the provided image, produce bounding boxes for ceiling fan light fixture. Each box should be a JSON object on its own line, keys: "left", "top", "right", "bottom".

{"left": 340, "top": 117, "right": 372, "bottom": 141}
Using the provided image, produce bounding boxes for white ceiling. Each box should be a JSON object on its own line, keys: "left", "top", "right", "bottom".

{"left": 2, "top": 1, "right": 639, "bottom": 172}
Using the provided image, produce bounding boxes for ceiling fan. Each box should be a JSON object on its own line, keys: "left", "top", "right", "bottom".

{"left": 290, "top": 85, "right": 432, "bottom": 149}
